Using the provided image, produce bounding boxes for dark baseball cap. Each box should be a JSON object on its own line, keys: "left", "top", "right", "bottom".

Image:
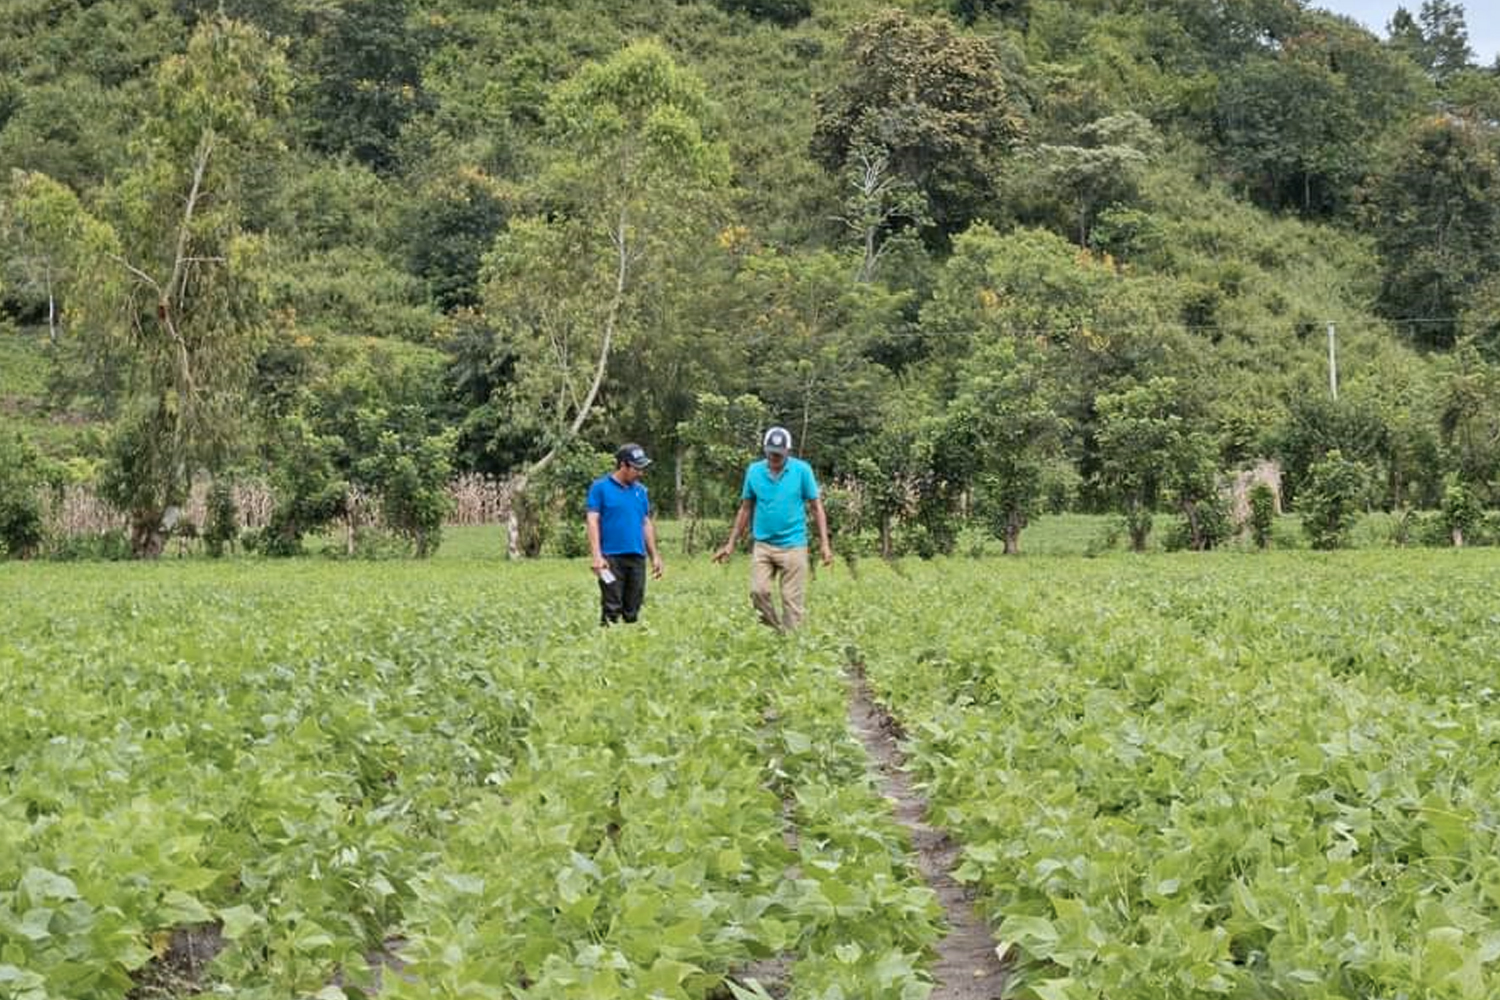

{"left": 763, "top": 426, "right": 792, "bottom": 456}
{"left": 616, "top": 443, "right": 651, "bottom": 469}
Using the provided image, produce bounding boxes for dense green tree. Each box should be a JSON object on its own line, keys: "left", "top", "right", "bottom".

{"left": 2, "top": 172, "right": 121, "bottom": 342}
{"left": 0, "top": 80, "right": 128, "bottom": 190}
{"left": 258, "top": 335, "right": 451, "bottom": 553}
{"left": 1364, "top": 115, "right": 1500, "bottom": 347}
{"left": 268, "top": 245, "right": 440, "bottom": 344}
{"left": 837, "top": 142, "right": 932, "bottom": 283}
{"left": 202, "top": 477, "right": 238, "bottom": 557}
{"left": 442, "top": 308, "right": 525, "bottom": 475}
{"left": 952, "top": 0, "right": 1030, "bottom": 29}
{"left": 1215, "top": 50, "right": 1363, "bottom": 214}
{"left": 400, "top": 169, "right": 509, "bottom": 311}
{"left": 1248, "top": 481, "right": 1275, "bottom": 549}
{"left": 734, "top": 248, "right": 903, "bottom": 466}
{"left": 812, "top": 9, "right": 1027, "bottom": 240}
{"left": 1446, "top": 66, "right": 1500, "bottom": 120}
{"left": 1275, "top": 392, "right": 1391, "bottom": 508}
{"left": 1159, "top": 0, "right": 1305, "bottom": 64}
{"left": 1300, "top": 448, "right": 1369, "bottom": 549}
{"left": 1389, "top": 1, "right": 1474, "bottom": 84}
{"left": 1437, "top": 348, "right": 1500, "bottom": 503}
{"left": 297, "top": 0, "right": 431, "bottom": 171}
{"left": 1459, "top": 271, "right": 1500, "bottom": 360}
{"left": 841, "top": 405, "right": 944, "bottom": 559}
{"left": 356, "top": 422, "right": 456, "bottom": 557}
{"left": 1305, "top": 13, "right": 1431, "bottom": 128}
{"left": 1095, "top": 377, "right": 1217, "bottom": 551}
{"left": 1439, "top": 473, "right": 1480, "bottom": 545}
{"left": 918, "top": 222, "right": 1186, "bottom": 478}
{"left": 608, "top": 231, "right": 752, "bottom": 512}
{"left": 944, "top": 339, "right": 1064, "bottom": 553}
{"left": 1027, "top": 112, "right": 1158, "bottom": 243}
{"left": 0, "top": 433, "right": 50, "bottom": 558}
{"left": 712, "top": 0, "right": 811, "bottom": 27}
{"left": 261, "top": 413, "right": 348, "bottom": 555}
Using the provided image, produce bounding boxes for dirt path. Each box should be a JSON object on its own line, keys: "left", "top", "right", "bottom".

{"left": 846, "top": 666, "right": 1009, "bottom": 1000}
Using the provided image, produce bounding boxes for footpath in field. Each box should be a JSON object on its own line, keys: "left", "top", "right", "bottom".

{"left": 845, "top": 664, "right": 1009, "bottom": 1000}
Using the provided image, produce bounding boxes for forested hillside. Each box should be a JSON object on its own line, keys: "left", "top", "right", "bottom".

{"left": 4, "top": 0, "right": 1500, "bottom": 557}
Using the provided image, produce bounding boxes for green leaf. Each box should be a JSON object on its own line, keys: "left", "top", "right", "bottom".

{"left": 998, "top": 914, "right": 1060, "bottom": 958}
{"left": 17, "top": 908, "right": 54, "bottom": 942}
{"left": 218, "top": 904, "right": 264, "bottom": 941}
{"left": 158, "top": 891, "right": 213, "bottom": 925}
{"left": 20, "top": 867, "right": 79, "bottom": 902}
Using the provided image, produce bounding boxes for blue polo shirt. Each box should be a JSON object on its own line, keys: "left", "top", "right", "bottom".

{"left": 587, "top": 474, "right": 651, "bottom": 556}
{"left": 741, "top": 457, "right": 819, "bottom": 548}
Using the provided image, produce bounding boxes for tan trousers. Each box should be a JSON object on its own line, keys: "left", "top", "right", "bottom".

{"left": 750, "top": 542, "right": 808, "bottom": 631}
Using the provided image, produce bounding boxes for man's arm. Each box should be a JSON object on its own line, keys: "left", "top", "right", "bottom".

{"left": 586, "top": 511, "right": 608, "bottom": 575}
{"left": 645, "top": 515, "right": 664, "bottom": 578}
{"left": 809, "top": 497, "right": 833, "bottom": 566}
{"left": 713, "top": 500, "right": 754, "bottom": 563}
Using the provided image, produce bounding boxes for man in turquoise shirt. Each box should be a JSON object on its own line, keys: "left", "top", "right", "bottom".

{"left": 713, "top": 426, "right": 833, "bottom": 631}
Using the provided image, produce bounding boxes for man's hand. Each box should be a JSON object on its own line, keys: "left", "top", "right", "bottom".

{"left": 592, "top": 554, "right": 610, "bottom": 577}
{"left": 820, "top": 542, "right": 834, "bottom": 567}
{"left": 712, "top": 543, "right": 734, "bottom": 564}
{"left": 651, "top": 554, "right": 665, "bottom": 579}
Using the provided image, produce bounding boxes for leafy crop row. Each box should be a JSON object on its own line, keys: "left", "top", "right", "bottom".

{"left": 843, "top": 552, "right": 1500, "bottom": 999}
{"left": 0, "top": 563, "right": 938, "bottom": 999}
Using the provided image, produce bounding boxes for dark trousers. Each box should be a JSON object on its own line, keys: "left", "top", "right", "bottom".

{"left": 600, "top": 553, "right": 647, "bottom": 625}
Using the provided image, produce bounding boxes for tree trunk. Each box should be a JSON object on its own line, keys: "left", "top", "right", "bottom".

{"left": 506, "top": 504, "right": 522, "bottom": 560}
{"left": 675, "top": 446, "right": 686, "bottom": 521}
{"left": 879, "top": 514, "right": 892, "bottom": 560}
{"left": 859, "top": 222, "right": 879, "bottom": 283}
{"left": 1453, "top": 527, "right": 1465, "bottom": 548}
{"left": 130, "top": 512, "right": 169, "bottom": 559}
{"left": 1182, "top": 499, "right": 1205, "bottom": 551}
{"left": 1128, "top": 501, "right": 1150, "bottom": 552}
{"left": 1003, "top": 509, "right": 1023, "bottom": 555}
{"left": 45, "top": 267, "right": 57, "bottom": 344}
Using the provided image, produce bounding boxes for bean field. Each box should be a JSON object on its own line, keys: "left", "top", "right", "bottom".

{"left": 3, "top": 550, "right": 1499, "bottom": 999}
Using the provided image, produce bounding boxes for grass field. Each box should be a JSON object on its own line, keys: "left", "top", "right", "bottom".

{"left": 416, "top": 513, "right": 1304, "bottom": 562}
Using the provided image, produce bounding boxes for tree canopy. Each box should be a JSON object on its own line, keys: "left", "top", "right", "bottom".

{"left": 3, "top": 0, "right": 1500, "bottom": 556}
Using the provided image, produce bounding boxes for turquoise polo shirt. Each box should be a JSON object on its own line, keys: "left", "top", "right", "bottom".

{"left": 741, "top": 457, "right": 820, "bottom": 548}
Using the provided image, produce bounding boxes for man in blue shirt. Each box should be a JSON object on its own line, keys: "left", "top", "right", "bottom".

{"left": 586, "top": 443, "right": 664, "bottom": 625}
{"left": 712, "top": 426, "right": 833, "bottom": 631}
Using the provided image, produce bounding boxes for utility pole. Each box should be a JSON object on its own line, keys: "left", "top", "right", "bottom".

{"left": 1327, "top": 321, "right": 1338, "bottom": 400}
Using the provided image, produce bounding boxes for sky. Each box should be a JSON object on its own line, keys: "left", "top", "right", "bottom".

{"left": 1313, "top": 1, "right": 1500, "bottom": 67}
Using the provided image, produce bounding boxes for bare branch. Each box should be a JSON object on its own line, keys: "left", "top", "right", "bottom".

{"left": 166, "top": 130, "right": 216, "bottom": 315}
{"left": 108, "top": 254, "right": 165, "bottom": 297}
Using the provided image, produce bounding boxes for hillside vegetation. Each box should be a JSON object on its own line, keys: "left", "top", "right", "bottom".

{"left": 3, "top": 0, "right": 1500, "bottom": 556}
